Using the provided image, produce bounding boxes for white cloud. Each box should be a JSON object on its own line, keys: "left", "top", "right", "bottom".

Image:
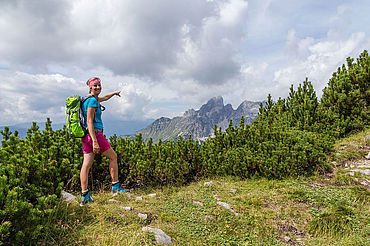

{"left": 169, "top": 0, "right": 248, "bottom": 84}
{"left": 1, "top": 0, "right": 370, "bottom": 127}
{"left": 0, "top": 71, "right": 82, "bottom": 125}
{"left": 273, "top": 31, "right": 369, "bottom": 99}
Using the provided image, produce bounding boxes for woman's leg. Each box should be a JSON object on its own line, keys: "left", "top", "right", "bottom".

{"left": 80, "top": 152, "right": 95, "bottom": 191}
{"left": 102, "top": 147, "right": 118, "bottom": 182}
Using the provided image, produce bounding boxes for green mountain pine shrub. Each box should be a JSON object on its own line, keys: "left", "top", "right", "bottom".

{"left": 320, "top": 50, "right": 369, "bottom": 137}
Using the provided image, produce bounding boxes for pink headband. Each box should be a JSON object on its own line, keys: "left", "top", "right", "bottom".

{"left": 86, "top": 77, "right": 101, "bottom": 89}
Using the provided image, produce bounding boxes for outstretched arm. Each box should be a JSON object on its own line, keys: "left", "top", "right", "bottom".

{"left": 99, "top": 91, "right": 121, "bottom": 102}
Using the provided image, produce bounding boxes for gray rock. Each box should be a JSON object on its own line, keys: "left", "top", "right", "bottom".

{"left": 360, "top": 179, "right": 370, "bottom": 186}
{"left": 204, "top": 181, "right": 214, "bottom": 186}
{"left": 284, "top": 236, "right": 291, "bottom": 242}
{"left": 136, "top": 196, "right": 143, "bottom": 201}
{"left": 310, "top": 183, "right": 325, "bottom": 188}
{"left": 352, "top": 169, "right": 370, "bottom": 176}
{"left": 192, "top": 200, "right": 203, "bottom": 206}
{"left": 142, "top": 227, "right": 172, "bottom": 244}
{"left": 358, "top": 164, "right": 370, "bottom": 168}
{"left": 213, "top": 195, "right": 222, "bottom": 200}
{"left": 204, "top": 215, "right": 214, "bottom": 220}
{"left": 122, "top": 206, "right": 132, "bottom": 211}
{"left": 61, "top": 190, "right": 76, "bottom": 202}
{"left": 217, "top": 201, "right": 238, "bottom": 216}
{"left": 138, "top": 213, "right": 148, "bottom": 220}
{"left": 217, "top": 201, "right": 231, "bottom": 210}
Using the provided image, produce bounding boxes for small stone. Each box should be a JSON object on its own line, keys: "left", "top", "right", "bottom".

{"left": 61, "top": 190, "right": 76, "bottom": 202}
{"left": 142, "top": 227, "right": 172, "bottom": 244}
{"left": 360, "top": 179, "right": 370, "bottom": 186}
{"left": 350, "top": 164, "right": 355, "bottom": 168}
{"left": 122, "top": 206, "right": 132, "bottom": 211}
{"left": 148, "top": 193, "right": 157, "bottom": 197}
{"left": 213, "top": 195, "right": 222, "bottom": 200}
{"left": 204, "top": 181, "right": 214, "bottom": 186}
{"left": 296, "top": 238, "right": 303, "bottom": 242}
{"left": 366, "top": 152, "right": 370, "bottom": 160}
{"left": 348, "top": 172, "right": 355, "bottom": 176}
{"left": 192, "top": 200, "right": 203, "bottom": 206}
{"left": 112, "top": 192, "right": 118, "bottom": 197}
{"left": 336, "top": 152, "right": 340, "bottom": 156}
{"left": 284, "top": 236, "right": 291, "bottom": 242}
{"left": 247, "top": 193, "right": 252, "bottom": 196}
{"left": 138, "top": 213, "right": 148, "bottom": 220}
{"left": 344, "top": 163, "right": 349, "bottom": 168}
{"left": 136, "top": 196, "right": 143, "bottom": 201}
{"left": 204, "top": 215, "right": 214, "bottom": 220}
{"left": 217, "top": 201, "right": 231, "bottom": 210}
{"left": 230, "top": 189, "right": 237, "bottom": 194}
{"left": 358, "top": 165, "right": 370, "bottom": 168}
{"left": 109, "top": 199, "right": 118, "bottom": 202}
{"left": 356, "top": 169, "right": 370, "bottom": 176}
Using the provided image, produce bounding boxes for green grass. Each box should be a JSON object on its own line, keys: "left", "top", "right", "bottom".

{"left": 39, "top": 176, "right": 369, "bottom": 246}
{"left": 40, "top": 129, "right": 369, "bottom": 245}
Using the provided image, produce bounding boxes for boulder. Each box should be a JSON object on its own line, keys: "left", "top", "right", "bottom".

{"left": 142, "top": 227, "right": 172, "bottom": 244}
{"left": 61, "top": 190, "right": 76, "bottom": 202}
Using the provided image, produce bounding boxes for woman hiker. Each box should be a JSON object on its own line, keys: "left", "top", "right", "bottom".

{"left": 80, "top": 77, "right": 129, "bottom": 205}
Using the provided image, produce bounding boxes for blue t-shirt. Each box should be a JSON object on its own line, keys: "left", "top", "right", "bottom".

{"left": 82, "top": 96, "right": 104, "bottom": 130}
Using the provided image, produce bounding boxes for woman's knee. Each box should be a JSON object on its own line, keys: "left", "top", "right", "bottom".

{"left": 111, "top": 151, "right": 117, "bottom": 161}
{"left": 104, "top": 148, "right": 117, "bottom": 161}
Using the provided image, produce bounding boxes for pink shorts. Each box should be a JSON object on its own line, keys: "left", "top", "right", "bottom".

{"left": 81, "top": 131, "right": 111, "bottom": 154}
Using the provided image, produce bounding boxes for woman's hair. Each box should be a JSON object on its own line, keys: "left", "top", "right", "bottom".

{"left": 86, "top": 77, "right": 101, "bottom": 93}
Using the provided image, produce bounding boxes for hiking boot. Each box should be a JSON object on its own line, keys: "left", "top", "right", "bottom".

{"left": 80, "top": 191, "right": 93, "bottom": 206}
{"left": 112, "top": 182, "right": 130, "bottom": 193}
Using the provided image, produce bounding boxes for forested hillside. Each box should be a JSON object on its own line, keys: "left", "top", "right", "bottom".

{"left": 0, "top": 50, "right": 369, "bottom": 245}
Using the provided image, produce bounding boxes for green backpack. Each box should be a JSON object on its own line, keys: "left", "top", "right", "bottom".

{"left": 65, "top": 95, "right": 92, "bottom": 138}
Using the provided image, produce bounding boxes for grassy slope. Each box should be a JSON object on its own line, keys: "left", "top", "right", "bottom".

{"left": 45, "top": 129, "right": 369, "bottom": 245}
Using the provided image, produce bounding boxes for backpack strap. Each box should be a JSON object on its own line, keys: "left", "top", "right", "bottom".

{"left": 82, "top": 95, "right": 93, "bottom": 104}
{"left": 82, "top": 95, "right": 105, "bottom": 111}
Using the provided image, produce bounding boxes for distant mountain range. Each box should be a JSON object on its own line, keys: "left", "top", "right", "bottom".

{"left": 0, "top": 119, "right": 153, "bottom": 140}
{"left": 137, "top": 96, "right": 262, "bottom": 142}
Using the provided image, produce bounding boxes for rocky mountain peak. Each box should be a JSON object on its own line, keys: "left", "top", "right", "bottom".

{"left": 199, "top": 96, "right": 224, "bottom": 114}
{"left": 137, "top": 96, "right": 262, "bottom": 142}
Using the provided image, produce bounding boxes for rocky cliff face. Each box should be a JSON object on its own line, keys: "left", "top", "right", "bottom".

{"left": 137, "top": 96, "right": 262, "bottom": 142}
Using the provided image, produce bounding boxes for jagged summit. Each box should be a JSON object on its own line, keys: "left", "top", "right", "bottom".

{"left": 137, "top": 96, "right": 262, "bottom": 142}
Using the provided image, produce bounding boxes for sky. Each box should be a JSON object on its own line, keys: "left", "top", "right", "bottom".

{"left": 1, "top": 0, "right": 369, "bottom": 127}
